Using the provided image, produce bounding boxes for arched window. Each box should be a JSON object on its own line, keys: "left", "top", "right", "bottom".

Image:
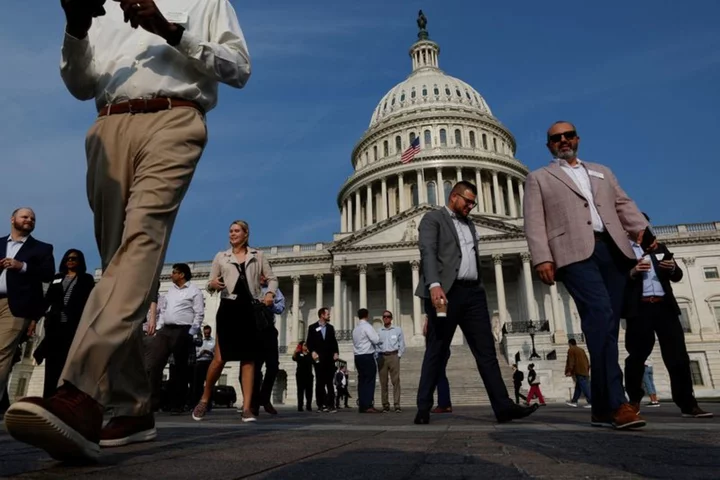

{"left": 454, "top": 129, "right": 462, "bottom": 147}
{"left": 365, "top": 152, "right": 369, "bottom": 164}
{"left": 422, "top": 87, "right": 428, "bottom": 96}
{"left": 427, "top": 181, "right": 437, "bottom": 206}
{"left": 424, "top": 129, "right": 432, "bottom": 147}
{"left": 469, "top": 131, "right": 476, "bottom": 148}
{"left": 373, "top": 145, "right": 377, "bottom": 161}
{"left": 444, "top": 181, "right": 453, "bottom": 203}
{"left": 411, "top": 184, "right": 419, "bottom": 206}
{"left": 445, "top": 87, "right": 451, "bottom": 96}
{"left": 395, "top": 136, "right": 402, "bottom": 153}
{"left": 411, "top": 89, "right": 416, "bottom": 99}
{"left": 440, "top": 129, "right": 447, "bottom": 147}
{"left": 482, "top": 133, "right": 488, "bottom": 150}
{"left": 383, "top": 140, "right": 389, "bottom": 157}
{"left": 433, "top": 86, "right": 439, "bottom": 96}
{"left": 409, "top": 132, "right": 416, "bottom": 144}
{"left": 493, "top": 138, "right": 498, "bottom": 152}
{"left": 400, "top": 93, "right": 406, "bottom": 102}
{"left": 391, "top": 96, "right": 396, "bottom": 105}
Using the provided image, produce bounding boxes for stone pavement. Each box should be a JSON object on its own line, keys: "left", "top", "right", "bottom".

{"left": 1, "top": 403, "right": 718, "bottom": 479}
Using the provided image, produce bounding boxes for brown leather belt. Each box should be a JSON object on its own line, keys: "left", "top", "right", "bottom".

{"left": 382, "top": 351, "right": 398, "bottom": 356}
{"left": 641, "top": 296, "right": 664, "bottom": 303}
{"left": 98, "top": 97, "right": 204, "bottom": 117}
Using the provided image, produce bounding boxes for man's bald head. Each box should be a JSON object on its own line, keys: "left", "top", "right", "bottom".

{"left": 10, "top": 208, "right": 36, "bottom": 236}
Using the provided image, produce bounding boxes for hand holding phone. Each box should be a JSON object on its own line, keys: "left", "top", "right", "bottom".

{"left": 639, "top": 226, "right": 656, "bottom": 253}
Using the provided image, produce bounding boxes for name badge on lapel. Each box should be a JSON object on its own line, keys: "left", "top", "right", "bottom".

{"left": 316, "top": 326, "right": 323, "bottom": 332}
{"left": 587, "top": 170, "right": 604, "bottom": 179}
{"left": 52, "top": 278, "right": 62, "bottom": 284}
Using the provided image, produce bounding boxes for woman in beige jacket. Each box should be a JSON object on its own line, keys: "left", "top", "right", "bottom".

{"left": 192, "top": 220, "right": 277, "bottom": 422}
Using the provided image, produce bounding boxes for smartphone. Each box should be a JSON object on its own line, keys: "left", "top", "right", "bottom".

{"left": 640, "top": 226, "right": 656, "bottom": 252}
{"left": 664, "top": 252, "right": 674, "bottom": 261}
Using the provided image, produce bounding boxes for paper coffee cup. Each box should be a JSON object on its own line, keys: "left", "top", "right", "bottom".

{"left": 436, "top": 299, "right": 448, "bottom": 317}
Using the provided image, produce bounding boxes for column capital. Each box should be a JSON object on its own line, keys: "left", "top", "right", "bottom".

{"left": 357, "top": 264, "right": 367, "bottom": 274}
{"left": 683, "top": 257, "right": 696, "bottom": 266}
{"left": 410, "top": 259, "right": 420, "bottom": 270}
{"left": 492, "top": 170, "right": 498, "bottom": 178}
{"left": 436, "top": 167, "right": 443, "bottom": 174}
{"left": 383, "top": 262, "right": 394, "bottom": 273}
{"left": 520, "top": 252, "right": 532, "bottom": 263}
{"left": 291, "top": 275, "right": 301, "bottom": 285}
{"left": 492, "top": 253, "right": 503, "bottom": 265}
{"left": 314, "top": 273, "right": 323, "bottom": 283}
{"left": 332, "top": 265, "right": 342, "bottom": 276}
{"left": 381, "top": 177, "right": 387, "bottom": 184}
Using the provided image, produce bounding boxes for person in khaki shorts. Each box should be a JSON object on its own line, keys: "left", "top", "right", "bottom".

{"left": 377, "top": 310, "right": 406, "bottom": 412}
{"left": 4, "top": 0, "right": 251, "bottom": 462}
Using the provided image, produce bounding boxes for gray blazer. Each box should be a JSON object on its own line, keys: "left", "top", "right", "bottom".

{"left": 414, "top": 207, "right": 482, "bottom": 299}
{"left": 208, "top": 247, "right": 278, "bottom": 300}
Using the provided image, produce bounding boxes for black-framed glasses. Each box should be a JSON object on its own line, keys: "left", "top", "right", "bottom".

{"left": 66, "top": 257, "right": 79, "bottom": 261}
{"left": 458, "top": 194, "right": 477, "bottom": 208}
{"left": 548, "top": 130, "right": 577, "bottom": 143}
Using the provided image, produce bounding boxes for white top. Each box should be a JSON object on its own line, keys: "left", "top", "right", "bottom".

{"left": 60, "top": 0, "right": 251, "bottom": 112}
{"left": 196, "top": 336, "right": 216, "bottom": 361}
{"left": 158, "top": 281, "right": 205, "bottom": 335}
{"left": 353, "top": 320, "right": 381, "bottom": 356}
{"left": 558, "top": 159, "right": 604, "bottom": 232}
{"left": 0, "top": 236, "right": 28, "bottom": 295}
{"left": 630, "top": 242, "right": 666, "bottom": 297}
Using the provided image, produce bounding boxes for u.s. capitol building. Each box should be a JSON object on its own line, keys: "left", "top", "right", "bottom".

{"left": 13, "top": 19, "right": 720, "bottom": 405}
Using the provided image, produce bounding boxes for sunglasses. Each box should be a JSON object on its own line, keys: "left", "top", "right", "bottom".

{"left": 382, "top": 314, "right": 392, "bottom": 318}
{"left": 548, "top": 130, "right": 577, "bottom": 143}
{"left": 66, "top": 257, "right": 79, "bottom": 261}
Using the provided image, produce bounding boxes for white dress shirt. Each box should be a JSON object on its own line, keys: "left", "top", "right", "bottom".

{"left": 196, "top": 336, "right": 216, "bottom": 362}
{"left": 157, "top": 281, "right": 205, "bottom": 335}
{"left": 429, "top": 208, "right": 479, "bottom": 290}
{"left": 353, "top": 320, "right": 381, "bottom": 356}
{"left": 557, "top": 159, "right": 604, "bottom": 232}
{"left": 0, "top": 236, "right": 28, "bottom": 295}
{"left": 630, "top": 242, "right": 666, "bottom": 297}
{"left": 60, "top": 0, "right": 251, "bottom": 112}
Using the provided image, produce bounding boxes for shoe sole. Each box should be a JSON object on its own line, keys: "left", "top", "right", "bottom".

{"left": 99, "top": 428, "right": 157, "bottom": 448}
{"left": 613, "top": 418, "right": 647, "bottom": 430}
{"left": 682, "top": 413, "right": 713, "bottom": 418}
{"left": 590, "top": 421, "right": 614, "bottom": 428}
{"left": 241, "top": 417, "right": 257, "bottom": 423}
{"left": 4, "top": 403, "right": 100, "bottom": 462}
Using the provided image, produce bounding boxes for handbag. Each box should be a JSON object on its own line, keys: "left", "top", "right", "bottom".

{"left": 233, "top": 264, "right": 273, "bottom": 332}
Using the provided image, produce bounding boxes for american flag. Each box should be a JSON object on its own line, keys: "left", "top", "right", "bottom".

{"left": 400, "top": 137, "right": 421, "bottom": 164}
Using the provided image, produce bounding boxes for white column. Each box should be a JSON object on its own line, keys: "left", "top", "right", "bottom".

{"left": 292, "top": 275, "right": 301, "bottom": 342}
{"left": 411, "top": 260, "right": 422, "bottom": 337}
{"left": 475, "top": 169, "right": 484, "bottom": 213}
{"left": 341, "top": 280, "right": 348, "bottom": 330}
{"left": 380, "top": 178, "right": 388, "bottom": 220}
{"left": 436, "top": 168, "right": 445, "bottom": 206}
{"left": 521, "top": 252, "right": 536, "bottom": 320}
{"left": 346, "top": 198, "right": 353, "bottom": 232}
{"left": 492, "top": 254, "right": 507, "bottom": 325}
{"left": 507, "top": 176, "right": 517, "bottom": 217}
{"left": 456, "top": 166, "right": 462, "bottom": 183}
{"left": 492, "top": 171, "right": 502, "bottom": 215}
{"left": 518, "top": 181, "right": 525, "bottom": 214}
{"left": 341, "top": 203, "right": 347, "bottom": 233}
{"left": 366, "top": 184, "right": 373, "bottom": 226}
{"left": 354, "top": 190, "right": 361, "bottom": 230}
{"left": 358, "top": 264, "right": 368, "bottom": 308}
{"left": 550, "top": 283, "right": 566, "bottom": 343}
{"left": 416, "top": 170, "right": 425, "bottom": 204}
{"left": 315, "top": 273, "right": 323, "bottom": 312}
{"left": 398, "top": 174, "right": 405, "bottom": 212}
{"left": 384, "top": 262, "right": 394, "bottom": 311}
{"left": 333, "top": 266, "right": 342, "bottom": 329}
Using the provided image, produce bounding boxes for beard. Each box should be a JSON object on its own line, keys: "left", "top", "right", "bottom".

{"left": 11, "top": 219, "right": 34, "bottom": 234}
{"left": 554, "top": 147, "right": 577, "bottom": 160}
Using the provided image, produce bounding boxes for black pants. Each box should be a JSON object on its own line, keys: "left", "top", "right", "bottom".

{"left": 336, "top": 386, "right": 350, "bottom": 408}
{"left": 417, "top": 282, "right": 513, "bottom": 416}
{"left": 514, "top": 383, "right": 527, "bottom": 404}
{"left": 296, "top": 373, "right": 313, "bottom": 410}
{"left": 625, "top": 302, "right": 696, "bottom": 411}
{"left": 251, "top": 326, "right": 280, "bottom": 409}
{"left": 146, "top": 325, "right": 193, "bottom": 410}
{"left": 355, "top": 354, "right": 376, "bottom": 411}
{"left": 313, "top": 360, "right": 335, "bottom": 409}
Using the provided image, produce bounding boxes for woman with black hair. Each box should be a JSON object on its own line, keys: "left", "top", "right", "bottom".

{"left": 35, "top": 249, "right": 94, "bottom": 398}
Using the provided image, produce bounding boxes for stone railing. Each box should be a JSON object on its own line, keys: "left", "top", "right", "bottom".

{"left": 654, "top": 222, "right": 719, "bottom": 237}
{"left": 567, "top": 333, "right": 586, "bottom": 343}
{"left": 503, "top": 320, "right": 550, "bottom": 334}
{"left": 336, "top": 329, "right": 353, "bottom": 342}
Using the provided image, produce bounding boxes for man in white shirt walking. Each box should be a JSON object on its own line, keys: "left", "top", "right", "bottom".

{"left": 352, "top": 308, "right": 381, "bottom": 413}
{"left": 4, "top": 1, "right": 251, "bottom": 460}
{"left": 377, "top": 310, "right": 405, "bottom": 412}
{"left": 146, "top": 263, "right": 205, "bottom": 415}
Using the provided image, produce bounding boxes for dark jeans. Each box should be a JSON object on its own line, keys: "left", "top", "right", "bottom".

{"left": 557, "top": 237, "right": 628, "bottom": 416}
{"left": 296, "top": 374, "right": 313, "bottom": 410}
{"left": 571, "top": 374, "right": 592, "bottom": 403}
{"left": 191, "top": 360, "right": 211, "bottom": 407}
{"left": 313, "top": 360, "right": 336, "bottom": 409}
{"left": 433, "top": 349, "right": 452, "bottom": 408}
{"left": 417, "top": 282, "right": 513, "bottom": 416}
{"left": 514, "top": 383, "right": 527, "bottom": 404}
{"left": 146, "top": 325, "right": 193, "bottom": 410}
{"left": 336, "top": 386, "right": 350, "bottom": 408}
{"left": 355, "top": 353, "right": 376, "bottom": 411}
{"left": 625, "top": 302, "right": 696, "bottom": 411}
{"left": 251, "top": 326, "right": 280, "bottom": 409}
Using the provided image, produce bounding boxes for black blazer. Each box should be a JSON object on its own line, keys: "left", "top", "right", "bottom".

{"left": 306, "top": 321, "right": 339, "bottom": 364}
{"left": 0, "top": 235, "right": 55, "bottom": 319}
{"left": 622, "top": 243, "right": 683, "bottom": 319}
{"left": 44, "top": 273, "right": 95, "bottom": 332}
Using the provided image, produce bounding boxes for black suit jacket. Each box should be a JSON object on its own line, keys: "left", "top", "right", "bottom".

{"left": 0, "top": 235, "right": 55, "bottom": 319}
{"left": 622, "top": 243, "right": 683, "bottom": 319}
{"left": 44, "top": 273, "right": 95, "bottom": 332}
{"left": 306, "top": 321, "right": 339, "bottom": 364}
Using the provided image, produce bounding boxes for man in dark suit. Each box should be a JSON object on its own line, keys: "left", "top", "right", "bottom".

{"left": 414, "top": 181, "right": 537, "bottom": 424}
{"left": 623, "top": 214, "right": 712, "bottom": 419}
{"left": 0, "top": 208, "right": 55, "bottom": 404}
{"left": 306, "top": 307, "right": 339, "bottom": 412}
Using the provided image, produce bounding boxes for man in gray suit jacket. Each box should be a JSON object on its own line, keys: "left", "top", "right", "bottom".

{"left": 524, "top": 121, "right": 649, "bottom": 430}
{"left": 414, "top": 181, "right": 538, "bottom": 425}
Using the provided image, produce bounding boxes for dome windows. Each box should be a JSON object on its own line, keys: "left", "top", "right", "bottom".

{"left": 383, "top": 140, "right": 389, "bottom": 157}
{"left": 469, "top": 131, "right": 476, "bottom": 148}
{"left": 422, "top": 86, "right": 428, "bottom": 97}
{"left": 444, "top": 86, "right": 451, "bottom": 96}
{"left": 454, "top": 129, "right": 462, "bottom": 147}
{"left": 440, "top": 129, "right": 447, "bottom": 147}
{"left": 433, "top": 86, "right": 439, "bottom": 96}
{"left": 411, "top": 184, "right": 419, "bottom": 206}
{"left": 456, "top": 88, "right": 462, "bottom": 98}
{"left": 409, "top": 132, "right": 416, "bottom": 145}
{"left": 395, "top": 136, "right": 402, "bottom": 153}
{"left": 482, "top": 133, "right": 488, "bottom": 150}
{"left": 427, "top": 181, "right": 437, "bottom": 206}
{"left": 391, "top": 96, "right": 396, "bottom": 106}
{"left": 424, "top": 130, "right": 432, "bottom": 147}
{"left": 411, "top": 89, "right": 416, "bottom": 99}
{"left": 400, "top": 93, "right": 406, "bottom": 102}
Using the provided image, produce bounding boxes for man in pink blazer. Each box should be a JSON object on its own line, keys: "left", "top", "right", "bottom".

{"left": 524, "top": 121, "right": 649, "bottom": 430}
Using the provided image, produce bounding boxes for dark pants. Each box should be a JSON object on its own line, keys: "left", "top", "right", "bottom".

{"left": 251, "top": 326, "right": 280, "bottom": 409}
{"left": 433, "top": 349, "right": 452, "bottom": 408}
{"left": 417, "top": 282, "right": 513, "bottom": 416}
{"left": 557, "top": 237, "right": 628, "bottom": 416}
{"left": 296, "top": 373, "right": 313, "bottom": 410}
{"left": 625, "top": 302, "right": 696, "bottom": 411}
{"left": 314, "top": 360, "right": 335, "bottom": 409}
{"left": 191, "top": 360, "right": 211, "bottom": 407}
{"left": 572, "top": 374, "right": 592, "bottom": 403}
{"left": 336, "top": 386, "right": 349, "bottom": 408}
{"left": 355, "top": 353, "right": 377, "bottom": 411}
{"left": 146, "top": 325, "right": 193, "bottom": 410}
{"left": 514, "top": 383, "right": 527, "bottom": 404}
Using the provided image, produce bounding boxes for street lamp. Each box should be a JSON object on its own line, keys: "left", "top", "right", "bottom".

{"left": 527, "top": 321, "right": 541, "bottom": 360}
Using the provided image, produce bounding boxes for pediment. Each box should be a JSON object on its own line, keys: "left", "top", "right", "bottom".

{"left": 331, "top": 206, "right": 524, "bottom": 251}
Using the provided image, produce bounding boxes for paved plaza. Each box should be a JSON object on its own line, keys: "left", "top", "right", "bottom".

{"left": 1, "top": 403, "right": 718, "bottom": 479}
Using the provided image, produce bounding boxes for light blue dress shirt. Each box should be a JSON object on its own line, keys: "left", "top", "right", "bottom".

{"left": 378, "top": 325, "right": 406, "bottom": 358}
{"left": 262, "top": 286, "right": 285, "bottom": 315}
{"left": 630, "top": 242, "right": 665, "bottom": 297}
{"left": 353, "top": 320, "right": 381, "bottom": 355}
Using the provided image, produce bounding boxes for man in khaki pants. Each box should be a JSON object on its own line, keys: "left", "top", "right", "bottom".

{"left": 5, "top": 0, "right": 251, "bottom": 461}
{"left": 377, "top": 310, "right": 406, "bottom": 412}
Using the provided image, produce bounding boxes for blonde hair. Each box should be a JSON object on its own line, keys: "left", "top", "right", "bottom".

{"left": 230, "top": 220, "right": 249, "bottom": 248}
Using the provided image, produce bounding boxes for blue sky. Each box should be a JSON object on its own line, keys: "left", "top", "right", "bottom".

{"left": 2, "top": 0, "right": 719, "bottom": 271}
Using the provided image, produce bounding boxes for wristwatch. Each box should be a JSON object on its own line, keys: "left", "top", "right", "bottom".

{"left": 166, "top": 23, "right": 185, "bottom": 47}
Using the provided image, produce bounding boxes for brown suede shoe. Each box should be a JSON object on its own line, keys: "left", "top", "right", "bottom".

{"left": 612, "top": 403, "right": 646, "bottom": 430}
{"left": 3, "top": 383, "right": 103, "bottom": 461}
{"left": 100, "top": 414, "right": 157, "bottom": 447}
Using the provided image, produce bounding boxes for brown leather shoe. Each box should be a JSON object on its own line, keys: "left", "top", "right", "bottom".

{"left": 3, "top": 383, "right": 103, "bottom": 461}
{"left": 263, "top": 403, "right": 278, "bottom": 415}
{"left": 612, "top": 403, "right": 646, "bottom": 430}
{"left": 431, "top": 406, "right": 453, "bottom": 413}
{"left": 629, "top": 401, "right": 641, "bottom": 416}
{"left": 100, "top": 414, "right": 157, "bottom": 447}
{"left": 361, "top": 407, "right": 381, "bottom": 413}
